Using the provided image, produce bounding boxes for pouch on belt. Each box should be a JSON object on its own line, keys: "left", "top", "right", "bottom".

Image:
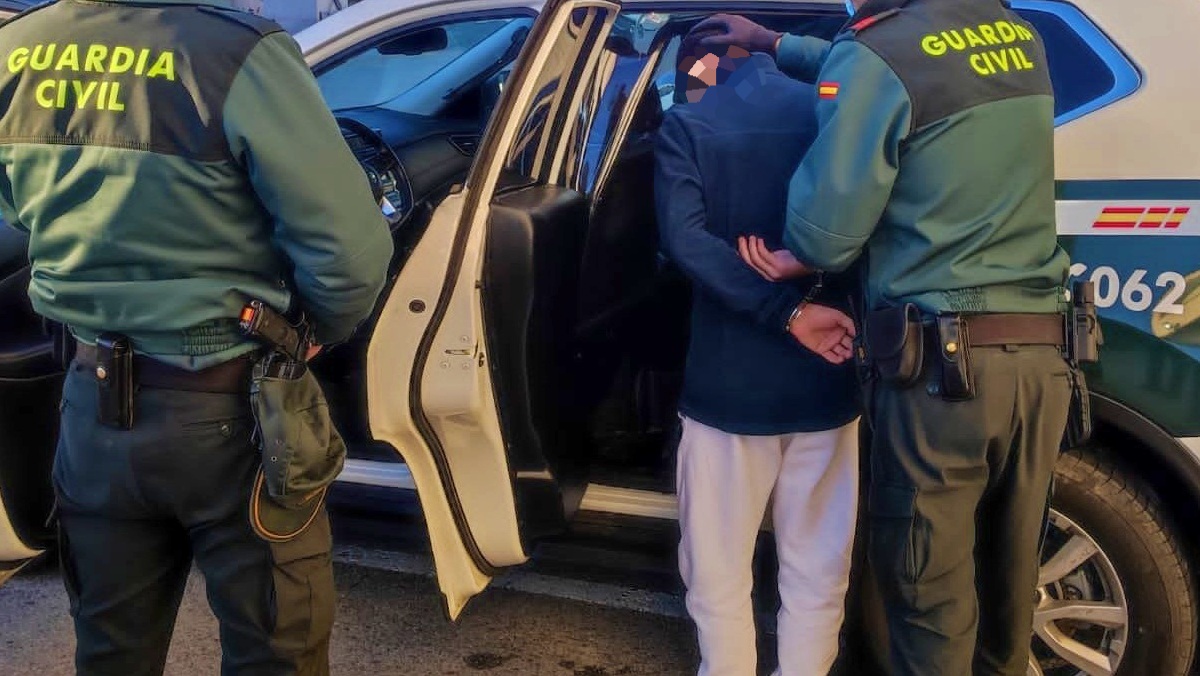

{"left": 248, "top": 360, "right": 346, "bottom": 543}
{"left": 863, "top": 303, "right": 925, "bottom": 387}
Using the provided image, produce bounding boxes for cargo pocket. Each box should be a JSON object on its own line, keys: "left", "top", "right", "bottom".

{"left": 267, "top": 511, "right": 335, "bottom": 665}
{"left": 868, "top": 483, "right": 924, "bottom": 588}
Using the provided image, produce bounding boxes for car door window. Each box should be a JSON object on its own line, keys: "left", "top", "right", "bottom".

{"left": 316, "top": 15, "right": 535, "bottom": 116}
{"left": 1011, "top": 0, "right": 1140, "bottom": 125}
{"left": 570, "top": 9, "right": 845, "bottom": 198}
{"left": 502, "top": 7, "right": 616, "bottom": 184}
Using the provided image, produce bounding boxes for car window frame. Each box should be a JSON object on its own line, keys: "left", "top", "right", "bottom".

{"left": 577, "top": 4, "right": 849, "bottom": 199}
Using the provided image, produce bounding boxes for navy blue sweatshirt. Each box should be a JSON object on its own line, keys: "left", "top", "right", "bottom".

{"left": 654, "top": 54, "right": 860, "bottom": 435}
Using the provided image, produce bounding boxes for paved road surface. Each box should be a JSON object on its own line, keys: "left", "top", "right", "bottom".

{"left": 0, "top": 557, "right": 707, "bottom": 676}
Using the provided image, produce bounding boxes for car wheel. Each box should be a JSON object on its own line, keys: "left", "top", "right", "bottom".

{"left": 1031, "top": 447, "right": 1197, "bottom": 676}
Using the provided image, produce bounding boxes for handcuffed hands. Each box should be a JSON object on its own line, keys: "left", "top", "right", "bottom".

{"left": 737, "top": 235, "right": 813, "bottom": 281}
{"left": 691, "top": 14, "right": 782, "bottom": 55}
{"left": 789, "top": 304, "right": 856, "bottom": 364}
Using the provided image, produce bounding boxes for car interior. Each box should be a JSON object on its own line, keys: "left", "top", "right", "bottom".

{"left": 310, "top": 10, "right": 851, "bottom": 506}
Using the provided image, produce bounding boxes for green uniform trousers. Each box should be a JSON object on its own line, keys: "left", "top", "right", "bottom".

{"left": 867, "top": 345, "right": 1072, "bottom": 676}
{"left": 51, "top": 362, "right": 335, "bottom": 676}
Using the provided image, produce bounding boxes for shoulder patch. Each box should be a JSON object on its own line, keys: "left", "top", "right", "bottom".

{"left": 850, "top": 8, "right": 902, "bottom": 34}
{"left": 0, "top": 0, "right": 59, "bottom": 28}
{"left": 195, "top": 6, "right": 285, "bottom": 37}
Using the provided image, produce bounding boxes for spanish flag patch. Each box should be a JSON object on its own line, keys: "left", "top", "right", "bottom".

{"left": 818, "top": 81, "right": 840, "bottom": 99}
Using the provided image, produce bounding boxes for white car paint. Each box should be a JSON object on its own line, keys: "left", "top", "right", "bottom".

{"left": 1050, "top": 0, "right": 1200, "bottom": 181}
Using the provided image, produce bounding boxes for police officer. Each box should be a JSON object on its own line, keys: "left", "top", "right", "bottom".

{"left": 0, "top": 1, "right": 392, "bottom": 674}
{"left": 700, "top": 1, "right": 1073, "bottom": 673}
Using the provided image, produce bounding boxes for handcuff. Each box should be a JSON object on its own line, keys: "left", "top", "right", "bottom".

{"left": 784, "top": 272, "right": 826, "bottom": 333}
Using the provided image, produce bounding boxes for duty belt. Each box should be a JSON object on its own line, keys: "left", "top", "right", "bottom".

{"left": 944, "top": 312, "right": 1065, "bottom": 347}
{"left": 74, "top": 340, "right": 254, "bottom": 394}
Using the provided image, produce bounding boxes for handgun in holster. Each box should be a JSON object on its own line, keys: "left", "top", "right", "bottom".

{"left": 1062, "top": 280, "right": 1102, "bottom": 449}
{"left": 238, "top": 300, "right": 314, "bottom": 381}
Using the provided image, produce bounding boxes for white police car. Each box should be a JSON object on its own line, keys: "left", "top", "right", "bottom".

{"left": 1, "top": 0, "right": 1196, "bottom": 673}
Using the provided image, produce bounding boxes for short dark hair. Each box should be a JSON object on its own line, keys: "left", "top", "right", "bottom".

{"left": 676, "top": 23, "right": 725, "bottom": 73}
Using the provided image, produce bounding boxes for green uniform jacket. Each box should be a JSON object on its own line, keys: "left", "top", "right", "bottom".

{"left": 0, "top": 0, "right": 393, "bottom": 369}
{"left": 776, "top": 0, "right": 1070, "bottom": 314}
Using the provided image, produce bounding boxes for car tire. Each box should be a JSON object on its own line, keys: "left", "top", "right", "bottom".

{"left": 1036, "top": 446, "right": 1197, "bottom": 676}
{"left": 850, "top": 445, "right": 1198, "bottom": 676}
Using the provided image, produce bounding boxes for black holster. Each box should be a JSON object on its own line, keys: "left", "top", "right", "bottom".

{"left": 46, "top": 320, "right": 75, "bottom": 371}
{"left": 861, "top": 303, "right": 925, "bottom": 388}
{"left": 861, "top": 305, "right": 978, "bottom": 402}
{"left": 934, "top": 314, "right": 976, "bottom": 402}
{"left": 1062, "top": 365, "right": 1092, "bottom": 449}
{"left": 94, "top": 333, "right": 134, "bottom": 430}
{"left": 1062, "top": 280, "right": 1101, "bottom": 448}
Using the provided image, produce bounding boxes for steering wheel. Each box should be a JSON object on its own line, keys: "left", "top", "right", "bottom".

{"left": 335, "top": 116, "right": 414, "bottom": 230}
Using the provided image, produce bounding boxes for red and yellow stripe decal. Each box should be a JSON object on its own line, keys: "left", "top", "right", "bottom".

{"left": 1092, "top": 206, "right": 1191, "bottom": 229}
{"left": 818, "top": 81, "right": 840, "bottom": 100}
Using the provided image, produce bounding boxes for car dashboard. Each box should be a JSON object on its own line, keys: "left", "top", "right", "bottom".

{"left": 334, "top": 107, "right": 482, "bottom": 232}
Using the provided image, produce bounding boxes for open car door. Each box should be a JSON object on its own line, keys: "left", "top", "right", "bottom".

{"left": 367, "top": 0, "right": 621, "bottom": 619}
{"left": 0, "top": 227, "right": 60, "bottom": 583}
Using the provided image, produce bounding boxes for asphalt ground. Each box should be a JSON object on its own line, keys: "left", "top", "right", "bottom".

{"left": 0, "top": 554, "right": 710, "bottom": 676}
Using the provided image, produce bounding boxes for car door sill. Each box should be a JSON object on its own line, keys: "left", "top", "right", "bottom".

{"left": 337, "top": 458, "right": 678, "bottom": 521}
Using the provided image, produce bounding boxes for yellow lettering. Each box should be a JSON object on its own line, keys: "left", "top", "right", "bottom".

{"left": 55, "top": 43, "right": 79, "bottom": 71}
{"left": 1015, "top": 47, "right": 1035, "bottom": 69}
{"left": 106, "top": 81, "right": 124, "bottom": 111}
{"left": 921, "top": 34, "right": 947, "bottom": 56}
{"left": 145, "top": 51, "right": 174, "bottom": 81}
{"left": 988, "top": 49, "right": 1010, "bottom": 72}
{"left": 97, "top": 81, "right": 108, "bottom": 109}
{"left": 84, "top": 44, "right": 107, "bottom": 72}
{"left": 34, "top": 79, "right": 54, "bottom": 107}
{"left": 56, "top": 79, "right": 67, "bottom": 108}
{"left": 969, "top": 53, "right": 991, "bottom": 76}
{"left": 109, "top": 46, "right": 135, "bottom": 73}
{"left": 996, "top": 21, "right": 1018, "bottom": 43}
{"left": 7, "top": 47, "right": 29, "bottom": 73}
{"left": 942, "top": 30, "right": 966, "bottom": 51}
{"left": 963, "top": 28, "right": 987, "bottom": 48}
{"left": 978, "top": 25, "right": 1001, "bottom": 45}
{"left": 29, "top": 43, "right": 55, "bottom": 71}
{"left": 1016, "top": 24, "right": 1034, "bottom": 41}
{"left": 134, "top": 48, "right": 150, "bottom": 75}
{"left": 72, "top": 80, "right": 98, "bottom": 107}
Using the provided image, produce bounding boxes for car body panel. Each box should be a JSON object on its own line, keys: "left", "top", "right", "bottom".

{"left": 1046, "top": 0, "right": 1200, "bottom": 181}
{"left": 1032, "top": 0, "right": 1200, "bottom": 440}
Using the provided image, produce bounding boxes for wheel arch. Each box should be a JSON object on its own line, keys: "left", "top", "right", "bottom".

{"left": 1091, "top": 393, "right": 1200, "bottom": 504}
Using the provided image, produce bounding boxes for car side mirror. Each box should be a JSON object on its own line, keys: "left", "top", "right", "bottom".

{"left": 377, "top": 27, "right": 449, "bottom": 56}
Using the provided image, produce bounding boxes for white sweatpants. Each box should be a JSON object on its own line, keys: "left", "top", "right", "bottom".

{"left": 677, "top": 415, "right": 860, "bottom": 676}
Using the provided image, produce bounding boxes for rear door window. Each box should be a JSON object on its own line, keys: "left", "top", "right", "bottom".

{"left": 1011, "top": 0, "right": 1140, "bottom": 125}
